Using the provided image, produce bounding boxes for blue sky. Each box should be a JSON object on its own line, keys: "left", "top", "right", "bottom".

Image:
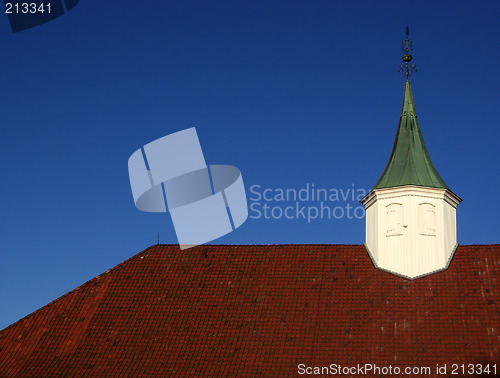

{"left": 1, "top": 0, "right": 499, "bottom": 330}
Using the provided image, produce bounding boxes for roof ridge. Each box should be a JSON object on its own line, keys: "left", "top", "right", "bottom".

{"left": 156, "top": 243, "right": 500, "bottom": 247}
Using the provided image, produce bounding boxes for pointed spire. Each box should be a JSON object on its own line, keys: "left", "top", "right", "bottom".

{"left": 373, "top": 80, "right": 448, "bottom": 189}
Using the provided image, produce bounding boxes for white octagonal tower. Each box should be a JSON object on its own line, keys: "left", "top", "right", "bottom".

{"left": 361, "top": 185, "right": 461, "bottom": 279}
{"left": 361, "top": 31, "right": 462, "bottom": 279}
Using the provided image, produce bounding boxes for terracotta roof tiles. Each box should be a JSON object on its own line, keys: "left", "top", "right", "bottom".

{"left": 0, "top": 244, "right": 498, "bottom": 376}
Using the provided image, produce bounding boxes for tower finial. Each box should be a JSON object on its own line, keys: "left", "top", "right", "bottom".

{"left": 398, "top": 24, "right": 417, "bottom": 79}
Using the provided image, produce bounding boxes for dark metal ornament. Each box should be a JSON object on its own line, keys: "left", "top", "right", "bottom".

{"left": 398, "top": 25, "right": 417, "bottom": 79}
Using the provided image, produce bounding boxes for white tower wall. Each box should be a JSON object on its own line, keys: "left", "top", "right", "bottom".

{"left": 362, "top": 185, "right": 461, "bottom": 279}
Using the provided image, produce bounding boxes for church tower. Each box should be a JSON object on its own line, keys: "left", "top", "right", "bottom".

{"left": 361, "top": 28, "right": 462, "bottom": 279}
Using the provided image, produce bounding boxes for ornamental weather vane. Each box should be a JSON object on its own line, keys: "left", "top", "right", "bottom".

{"left": 398, "top": 25, "right": 417, "bottom": 79}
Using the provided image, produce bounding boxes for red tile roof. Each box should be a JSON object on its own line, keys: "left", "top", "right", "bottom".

{"left": 0, "top": 244, "right": 498, "bottom": 376}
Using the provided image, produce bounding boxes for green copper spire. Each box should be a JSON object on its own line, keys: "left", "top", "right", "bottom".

{"left": 373, "top": 28, "right": 447, "bottom": 190}
{"left": 373, "top": 79, "right": 448, "bottom": 190}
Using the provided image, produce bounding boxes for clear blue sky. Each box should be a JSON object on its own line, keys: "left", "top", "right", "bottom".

{"left": 1, "top": 0, "right": 499, "bottom": 330}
